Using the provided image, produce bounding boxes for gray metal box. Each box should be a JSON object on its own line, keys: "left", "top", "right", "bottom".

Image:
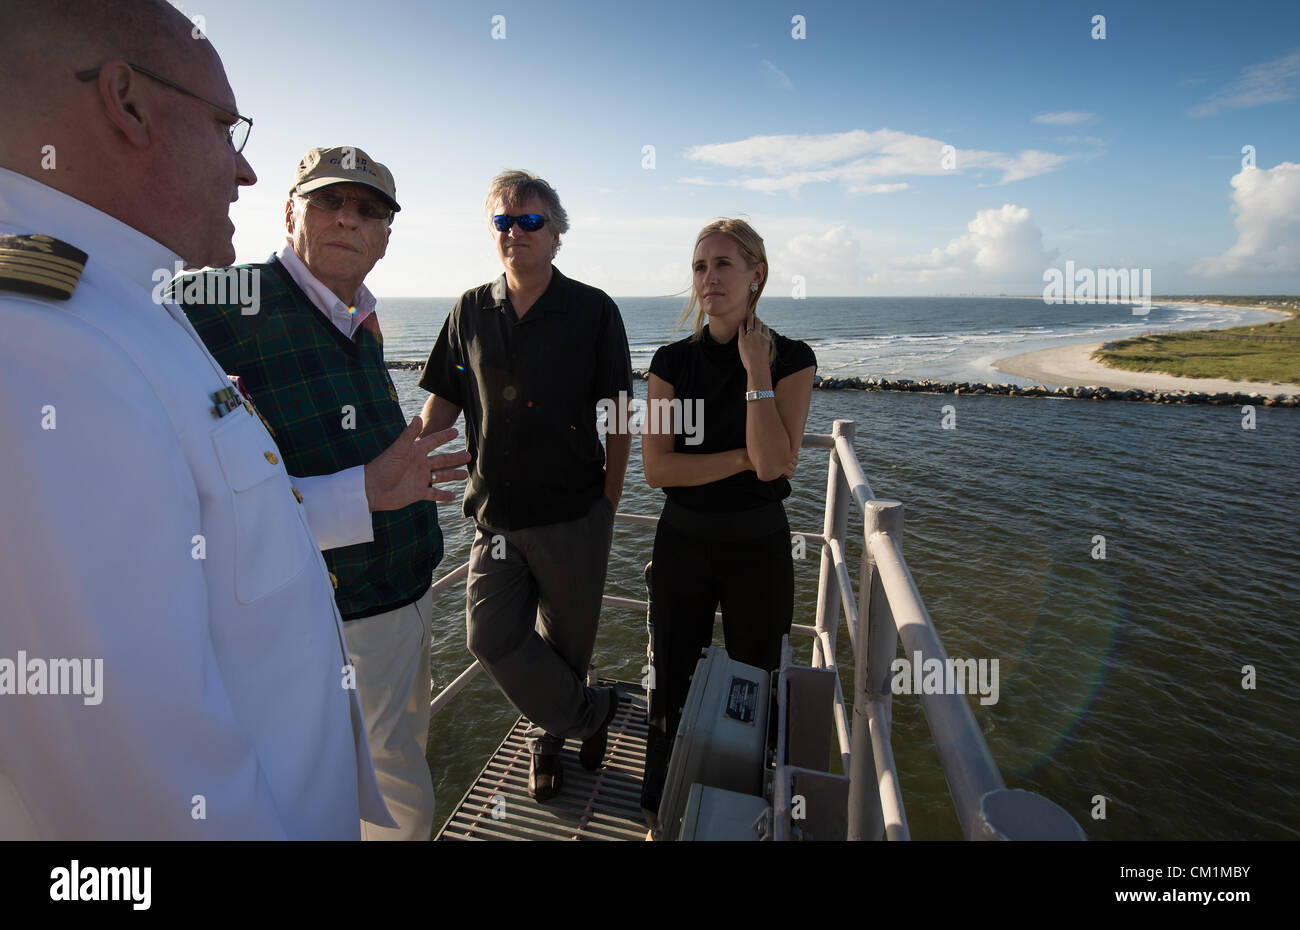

{"left": 679, "top": 784, "right": 770, "bottom": 841}
{"left": 657, "top": 646, "right": 771, "bottom": 839}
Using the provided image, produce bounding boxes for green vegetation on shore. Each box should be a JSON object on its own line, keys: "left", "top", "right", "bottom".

{"left": 1094, "top": 298, "right": 1300, "bottom": 384}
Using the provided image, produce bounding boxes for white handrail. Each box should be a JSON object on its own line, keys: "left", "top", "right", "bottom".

{"left": 429, "top": 559, "right": 468, "bottom": 597}
{"left": 834, "top": 434, "right": 874, "bottom": 510}
{"left": 867, "top": 699, "right": 909, "bottom": 840}
{"left": 865, "top": 524, "right": 1004, "bottom": 837}
{"left": 826, "top": 537, "right": 860, "bottom": 652}
{"left": 428, "top": 658, "right": 482, "bottom": 717}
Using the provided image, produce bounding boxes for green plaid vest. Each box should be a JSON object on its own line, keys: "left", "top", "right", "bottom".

{"left": 175, "top": 256, "right": 442, "bottom": 620}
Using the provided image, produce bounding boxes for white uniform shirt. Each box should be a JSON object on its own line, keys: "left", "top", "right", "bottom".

{"left": 0, "top": 167, "right": 392, "bottom": 839}
{"left": 276, "top": 240, "right": 377, "bottom": 340}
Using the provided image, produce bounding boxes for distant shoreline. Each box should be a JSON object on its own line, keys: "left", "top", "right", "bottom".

{"left": 992, "top": 341, "right": 1300, "bottom": 394}
{"left": 995, "top": 301, "right": 1298, "bottom": 391}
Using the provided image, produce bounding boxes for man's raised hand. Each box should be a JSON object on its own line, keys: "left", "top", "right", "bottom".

{"left": 364, "top": 416, "right": 471, "bottom": 512}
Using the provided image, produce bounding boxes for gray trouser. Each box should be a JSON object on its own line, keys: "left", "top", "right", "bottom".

{"left": 466, "top": 495, "right": 616, "bottom": 755}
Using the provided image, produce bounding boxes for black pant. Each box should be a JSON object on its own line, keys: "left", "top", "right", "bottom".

{"left": 641, "top": 510, "right": 794, "bottom": 813}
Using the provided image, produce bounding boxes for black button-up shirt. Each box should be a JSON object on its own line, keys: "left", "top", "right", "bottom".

{"left": 419, "top": 267, "right": 632, "bottom": 530}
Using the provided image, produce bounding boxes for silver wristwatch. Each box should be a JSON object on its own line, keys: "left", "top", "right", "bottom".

{"left": 745, "top": 390, "right": 775, "bottom": 401}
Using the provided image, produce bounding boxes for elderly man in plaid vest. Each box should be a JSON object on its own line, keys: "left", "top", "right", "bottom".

{"left": 178, "top": 146, "right": 449, "bottom": 840}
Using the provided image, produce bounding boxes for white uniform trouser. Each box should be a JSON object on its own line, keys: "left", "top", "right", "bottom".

{"left": 344, "top": 587, "right": 435, "bottom": 841}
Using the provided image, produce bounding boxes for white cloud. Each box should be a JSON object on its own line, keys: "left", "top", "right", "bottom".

{"left": 856, "top": 183, "right": 910, "bottom": 195}
{"left": 871, "top": 204, "right": 1058, "bottom": 286}
{"left": 964, "top": 149, "right": 1068, "bottom": 185}
{"left": 1189, "top": 47, "right": 1300, "bottom": 116}
{"left": 1190, "top": 162, "right": 1300, "bottom": 276}
{"left": 1032, "top": 111, "right": 1095, "bottom": 125}
{"left": 760, "top": 59, "right": 793, "bottom": 90}
{"left": 687, "top": 129, "right": 902, "bottom": 173}
{"left": 773, "top": 227, "right": 865, "bottom": 293}
{"left": 682, "top": 129, "right": 1066, "bottom": 194}
{"left": 567, "top": 215, "right": 913, "bottom": 297}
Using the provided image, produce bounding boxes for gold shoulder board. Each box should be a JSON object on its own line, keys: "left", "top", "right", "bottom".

{"left": 0, "top": 234, "right": 88, "bottom": 300}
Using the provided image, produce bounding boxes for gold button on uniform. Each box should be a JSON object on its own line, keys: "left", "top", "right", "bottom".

{"left": 264, "top": 451, "right": 279, "bottom": 465}
{"left": 328, "top": 572, "right": 339, "bottom": 590}
{"left": 292, "top": 488, "right": 303, "bottom": 504}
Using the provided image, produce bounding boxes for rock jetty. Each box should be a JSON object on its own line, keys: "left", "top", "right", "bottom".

{"left": 387, "top": 361, "right": 1298, "bottom": 407}
{"left": 639, "top": 369, "right": 1299, "bottom": 407}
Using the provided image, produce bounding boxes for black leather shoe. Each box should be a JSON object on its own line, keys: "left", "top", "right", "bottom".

{"left": 579, "top": 688, "right": 619, "bottom": 771}
{"left": 529, "top": 752, "right": 562, "bottom": 802}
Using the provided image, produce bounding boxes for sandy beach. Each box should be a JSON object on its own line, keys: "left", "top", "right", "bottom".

{"left": 993, "top": 341, "right": 1300, "bottom": 394}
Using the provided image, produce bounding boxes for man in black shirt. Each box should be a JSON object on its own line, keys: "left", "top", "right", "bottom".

{"left": 418, "top": 170, "right": 631, "bottom": 800}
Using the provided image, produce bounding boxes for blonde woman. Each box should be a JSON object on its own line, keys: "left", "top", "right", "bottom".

{"left": 640, "top": 218, "right": 816, "bottom": 821}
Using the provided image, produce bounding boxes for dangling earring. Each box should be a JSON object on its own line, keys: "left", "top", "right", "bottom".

{"left": 750, "top": 282, "right": 758, "bottom": 293}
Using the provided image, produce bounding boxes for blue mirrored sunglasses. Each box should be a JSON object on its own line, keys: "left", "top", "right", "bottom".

{"left": 493, "top": 213, "right": 547, "bottom": 232}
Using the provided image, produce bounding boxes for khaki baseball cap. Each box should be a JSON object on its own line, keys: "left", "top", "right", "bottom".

{"left": 290, "top": 146, "right": 401, "bottom": 212}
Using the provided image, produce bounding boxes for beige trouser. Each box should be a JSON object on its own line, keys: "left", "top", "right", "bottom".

{"left": 344, "top": 587, "right": 435, "bottom": 841}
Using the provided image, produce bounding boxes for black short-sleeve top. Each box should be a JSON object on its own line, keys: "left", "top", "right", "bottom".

{"left": 649, "top": 324, "right": 816, "bottom": 512}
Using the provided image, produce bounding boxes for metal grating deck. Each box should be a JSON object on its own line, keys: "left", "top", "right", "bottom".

{"left": 436, "top": 681, "right": 651, "bottom": 841}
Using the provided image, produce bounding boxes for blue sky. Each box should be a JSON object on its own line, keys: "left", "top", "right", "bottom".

{"left": 191, "top": 0, "right": 1300, "bottom": 296}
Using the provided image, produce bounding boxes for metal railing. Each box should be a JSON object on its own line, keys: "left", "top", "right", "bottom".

{"left": 426, "top": 418, "right": 1085, "bottom": 840}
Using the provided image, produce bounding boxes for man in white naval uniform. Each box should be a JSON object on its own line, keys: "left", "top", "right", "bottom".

{"left": 0, "top": 0, "right": 467, "bottom": 839}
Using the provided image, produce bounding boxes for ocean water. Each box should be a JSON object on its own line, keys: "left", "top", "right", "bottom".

{"left": 378, "top": 295, "right": 1284, "bottom": 382}
{"left": 377, "top": 296, "right": 1298, "bottom": 840}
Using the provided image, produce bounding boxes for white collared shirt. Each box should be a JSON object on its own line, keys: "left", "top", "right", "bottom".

{"left": 0, "top": 166, "right": 390, "bottom": 838}
{"left": 276, "top": 240, "right": 376, "bottom": 340}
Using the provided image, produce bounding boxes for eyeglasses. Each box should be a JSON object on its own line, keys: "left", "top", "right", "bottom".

{"left": 75, "top": 62, "right": 254, "bottom": 153}
{"left": 492, "top": 214, "right": 548, "bottom": 232}
{"left": 297, "top": 188, "right": 394, "bottom": 222}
